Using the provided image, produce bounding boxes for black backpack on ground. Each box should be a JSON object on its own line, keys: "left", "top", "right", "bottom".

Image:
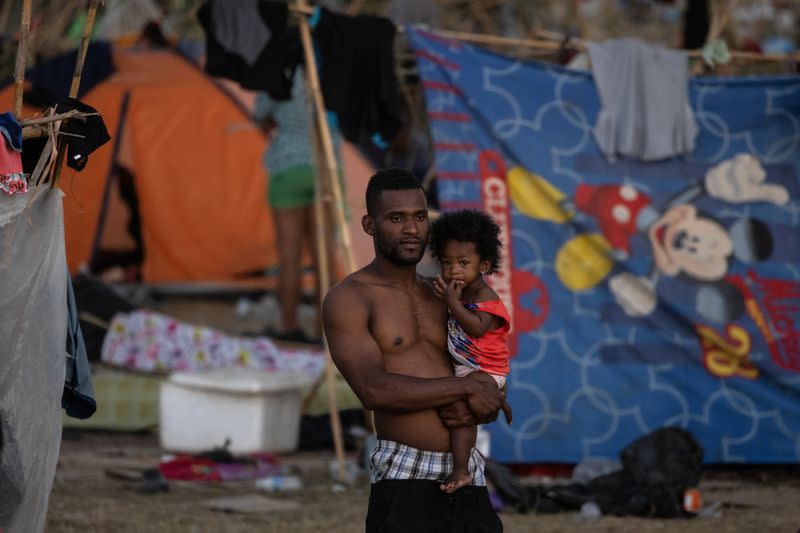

{"left": 547, "top": 427, "right": 703, "bottom": 518}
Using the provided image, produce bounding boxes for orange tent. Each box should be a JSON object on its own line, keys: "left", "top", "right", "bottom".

{"left": 2, "top": 45, "right": 375, "bottom": 284}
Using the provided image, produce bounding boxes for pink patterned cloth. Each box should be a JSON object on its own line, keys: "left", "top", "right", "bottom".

{"left": 0, "top": 174, "right": 27, "bottom": 195}
{"left": 0, "top": 135, "right": 26, "bottom": 195}
{"left": 101, "top": 311, "right": 325, "bottom": 377}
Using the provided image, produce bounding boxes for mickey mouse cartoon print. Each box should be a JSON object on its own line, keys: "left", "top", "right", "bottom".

{"left": 577, "top": 154, "right": 789, "bottom": 323}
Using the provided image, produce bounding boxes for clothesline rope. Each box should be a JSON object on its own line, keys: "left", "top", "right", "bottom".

{"left": 289, "top": 4, "right": 799, "bottom": 64}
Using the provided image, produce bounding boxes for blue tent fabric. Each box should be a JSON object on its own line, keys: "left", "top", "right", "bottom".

{"left": 26, "top": 41, "right": 114, "bottom": 103}
{"left": 408, "top": 27, "right": 800, "bottom": 463}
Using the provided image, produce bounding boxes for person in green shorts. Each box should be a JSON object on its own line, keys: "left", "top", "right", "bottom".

{"left": 254, "top": 69, "right": 342, "bottom": 343}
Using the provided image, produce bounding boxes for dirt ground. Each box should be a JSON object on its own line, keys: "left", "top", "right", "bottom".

{"left": 46, "top": 431, "right": 800, "bottom": 533}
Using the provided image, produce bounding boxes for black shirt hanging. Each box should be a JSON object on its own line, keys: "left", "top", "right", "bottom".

{"left": 198, "top": 1, "right": 302, "bottom": 101}
{"left": 55, "top": 98, "right": 111, "bottom": 172}
{"left": 312, "top": 8, "right": 405, "bottom": 145}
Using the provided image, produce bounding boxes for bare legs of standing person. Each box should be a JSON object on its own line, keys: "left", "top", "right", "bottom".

{"left": 273, "top": 206, "right": 308, "bottom": 337}
{"left": 271, "top": 204, "right": 335, "bottom": 343}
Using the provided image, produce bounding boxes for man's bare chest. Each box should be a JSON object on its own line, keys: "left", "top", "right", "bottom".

{"left": 368, "top": 286, "right": 447, "bottom": 354}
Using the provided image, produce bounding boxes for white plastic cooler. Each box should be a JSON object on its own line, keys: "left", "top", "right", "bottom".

{"left": 159, "top": 368, "right": 314, "bottom": 454}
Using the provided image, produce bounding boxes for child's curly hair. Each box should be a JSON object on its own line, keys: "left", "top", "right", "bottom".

{"left": 429, "top": 209, "right": 502, "bottom": 274}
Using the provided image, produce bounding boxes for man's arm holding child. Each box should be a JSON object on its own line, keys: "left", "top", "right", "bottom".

{"left": 322, "top": 281, "right": 506, "bottom": 422}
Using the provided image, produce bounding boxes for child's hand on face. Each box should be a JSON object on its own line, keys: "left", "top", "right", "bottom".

{"left": 436, "top": 276, "right": 464, "bottom": 307}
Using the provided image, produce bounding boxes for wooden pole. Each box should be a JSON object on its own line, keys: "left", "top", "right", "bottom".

{"left": 432, "top": 27, "right": 799, "bottom": 63}
{"left": 467, "top": 0, "right": 497, "bottom": 35}
{"left": 22, "top": 110, "right": 97, "bottom": 140}
{"left": 68, "top": 0, "right": 101, "bottom": 97}
{"left": 692, "top": 0, "right": 740, "bottom": 75}
{"left": 296, "top": 0, "right": 347, "bottom": 481}
{"left": 51, "top": 0, "right": 101, "bottom": 188}
{"left": 707, "top": 0, "right": 739, "bottom": 44}
{"left": 21, "top": 110, "right": 97, "bottom": 127}
{"left": 13, "top": 0, "right": 33, "bottom": 118}
{"left": 308, "top": 95, "right": 348, "bottom": 484}
{"left": 295, "top": 0, "right": 358, "bottom": 275}
{"left": 439, "top": 28, "right": 580, "bottom": 51}
{"left": 571, "top": 0, "right": 588, "bottom": 40}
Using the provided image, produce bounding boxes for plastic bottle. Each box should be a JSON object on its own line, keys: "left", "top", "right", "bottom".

{"left": 255, "top": 475, "right": 303, "bottom": 492}
{"left": 578, "top": 502, "right": 602, "bottom": 520}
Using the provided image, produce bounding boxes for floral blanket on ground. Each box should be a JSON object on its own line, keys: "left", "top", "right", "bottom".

{"left": 101, "top": 311, "right": 325, "bottom": 377}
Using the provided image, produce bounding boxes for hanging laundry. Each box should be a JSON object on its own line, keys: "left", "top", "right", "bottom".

{"left": 0, "top": 161, "right": 25, "bottom": 196}
{"left": 0, "top": 112, "right": 22, "bottom": 151}
{"left": 682, "top": 0, "right": 710, "bottom": 49}
{"left": 54, "top": 98, "right": 111, "bottom": 171}
{"left": 588, "top": 38, "right": 697, "bottom": 161}
{"left": 0, "top": 112, "right": 25, "bottom": 195}
{"left": 198, "top": 1, "right": 302, "bottom": 101}
{"left": 210, "top": 0, "right": 270, "bottom": 66}
{"left": 198, "top": 2, "right": 248, "bottom": 87}
{"left": 63, "top": 270, "right": 96, "bottom": 420}
{"left": 312, "top": 7, "right": 405, "bottom": 145}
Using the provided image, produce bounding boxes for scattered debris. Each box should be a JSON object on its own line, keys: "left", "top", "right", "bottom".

{"left": 203, "top": 494, "right": 300, "bottom": 514}
{"left": 255, "top": 475, "right": 303, "bottom": 492}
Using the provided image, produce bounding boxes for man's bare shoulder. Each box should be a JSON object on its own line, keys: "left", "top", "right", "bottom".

{"left": 323, "top": 268, "right": 380, "bottom": 311}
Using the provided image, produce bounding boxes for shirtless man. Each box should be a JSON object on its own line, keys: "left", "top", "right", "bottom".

{"left": 323, "top": 168, "right": 509, "bottom": 532}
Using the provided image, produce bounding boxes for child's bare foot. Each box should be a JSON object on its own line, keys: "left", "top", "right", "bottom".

{"left": 440, "top": 468, "right": 473, "bottom": 493}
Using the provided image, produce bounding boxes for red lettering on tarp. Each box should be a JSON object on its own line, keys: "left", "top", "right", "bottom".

{"left": 727, "top": 272, "right": 800, "bottom": 372}
{"left": 479, "top": 150, "right": 548, "bottom": 357}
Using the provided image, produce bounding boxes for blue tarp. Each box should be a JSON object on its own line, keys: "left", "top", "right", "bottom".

{"left": 408, "top": 28, "right": 800, "bottom": 463}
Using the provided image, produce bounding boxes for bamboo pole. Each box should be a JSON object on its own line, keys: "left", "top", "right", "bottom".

{"left": 51, "top": 0, "right": 101, "bottom": 188}
{"left": 692, "top": 0, "right": 741, "bottom": 75}
{"left": 21, "top": 110, "right": 97, "bottom": 128}
{"left": 296, "top": 0, "right": 348, "bottom": 481}
{"left": 308, "top": 97, "right": 348, "bottom": 485}
{"left": 570, "top": 0, "right": 588, "bottom": 40}
{"left": 23, "top": 126, "right": 86, "bottom": 140}
{"left": 707, "top": 0, "right": 740, "bottom": 44}
{"left": 439, "top": 28, "right": 569, "bottom": 50}
{"left": 13, "top": 0, "right": 33, "bottom": 118}
{"left": 295, "top": 0, "right": 358, "bottom": 276}
{"left": 467, "top": 0, "right": 497, "bottom": 35}
{"left": 432, "top": 27, "right": 800, "bottom": 63}
{"left": 298, "top": 143, "right": 355, "bottom": 426}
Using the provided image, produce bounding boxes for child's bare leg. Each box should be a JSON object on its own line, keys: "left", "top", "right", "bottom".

{"left": 441, "top": 423, "right": 477, "bottom": 493}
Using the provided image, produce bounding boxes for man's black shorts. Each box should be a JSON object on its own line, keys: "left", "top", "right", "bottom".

{"left": 366, "top": 479, "right": 503, "bottom": 532}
